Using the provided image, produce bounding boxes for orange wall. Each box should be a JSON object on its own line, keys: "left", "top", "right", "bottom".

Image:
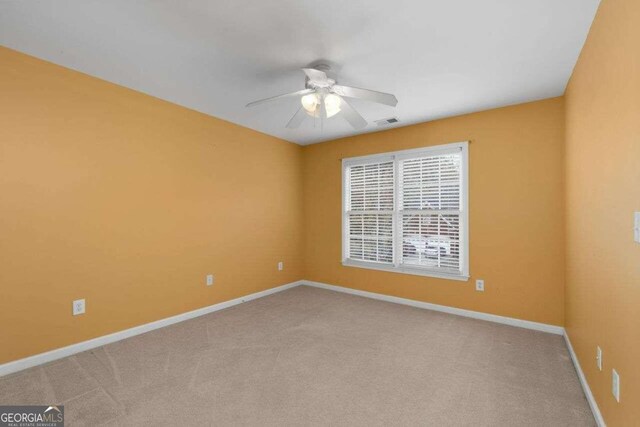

{"left": 303, "top": 98, "right": 566, "bottom": 326}
{"left": 564, "top": 0, "right": 640, "bottom": 424}
{"left": 0, "top": 47, "right": 304, "bottom": 364}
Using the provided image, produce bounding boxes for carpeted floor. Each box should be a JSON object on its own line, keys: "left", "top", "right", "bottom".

{"left": 0, "top": 285, "right": 594, "bottom": 426}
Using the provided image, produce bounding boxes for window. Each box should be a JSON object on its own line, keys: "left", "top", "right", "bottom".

{"left": 342, "top": 142, "right": 469, "bottom": 281}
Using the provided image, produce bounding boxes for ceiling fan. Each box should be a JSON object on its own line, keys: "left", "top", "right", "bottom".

{"left": 246, "top": 65, "right": 398, "bottom": 130}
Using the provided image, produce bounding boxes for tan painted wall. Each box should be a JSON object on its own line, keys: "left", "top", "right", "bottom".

{"left": 303, "top": 98, "right": 566, "bottom": 326}
{"left": 565, "top": 0, "right": 640, "bottom": 424}
{"left": 0, "top": 47, "right": 304, "bottom": 364}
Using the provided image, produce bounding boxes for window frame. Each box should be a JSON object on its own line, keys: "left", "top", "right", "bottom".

{"left": 341, "top": 141, "right": 469, "bottom": 282}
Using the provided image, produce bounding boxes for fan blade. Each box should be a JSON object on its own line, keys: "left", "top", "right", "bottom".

{"left": 246, "top": 88, "right": 314, "bottom": 108}
{"left": 302, "top": 68, "right": 328, "bottom": 84}
{"left": 286, "top": 107, "right": 307, "bottom": 129}
{"left": 331, "top": 85, "right": 398, "bottom": 107}
{"left": 338, "top": 96, "right": 367, "bottom": 129}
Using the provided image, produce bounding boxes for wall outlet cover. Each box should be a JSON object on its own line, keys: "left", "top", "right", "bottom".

{"left": 612, "top": 369, "right": 620, "bottom": 402}
{"left": 278, "top": 261, "right": 284, "bottom": 271}
{"left": 475, "top": 279, "right": 485, "bottom": 291}
{"left": 596, "top": 346, "right": 602, "bottom": 371}
{"left": 206, "top": 274, "right": 214, "bottom": 286}
{"left": 73, "top": 299, "right": 86, "bottom": 316}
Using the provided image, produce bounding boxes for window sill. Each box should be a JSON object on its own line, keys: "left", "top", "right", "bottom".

{"left": 342, "top": 259, "right": 469, "bottom": 282}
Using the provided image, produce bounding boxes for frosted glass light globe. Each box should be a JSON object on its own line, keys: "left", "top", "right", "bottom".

{"left": 324, "top": 93, "right": 341, "bottom": 118}
{"left": 301, "top": 93, "right": 319, "bottom": 114}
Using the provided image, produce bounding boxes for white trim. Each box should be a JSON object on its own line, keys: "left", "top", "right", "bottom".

{"left": 564, "top": 331, "right": 606, "bottom": 427}
{"left": 0, "top": 280, "right": 303, "bottom": 377}
{"left": 302, "top": 280, "right": 564, "bottom": 335}
{"left": 304, "top": 280, "right": 602, "bottom": 425}
{"left": 0, "top": 275, "right": 604, "bottom": 427}
{"left": 460, "top": 141, "right": 470, "bottom": 277}
{"left": 342, "top": 141, "right": 468, "bottom": 165}
{"left": 342, "top": 259, "right": 469, "bottom": 281}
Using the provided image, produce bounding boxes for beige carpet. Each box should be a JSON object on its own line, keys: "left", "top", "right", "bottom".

{"left": 0, "top": 286, "right": 594, "bottom": 426}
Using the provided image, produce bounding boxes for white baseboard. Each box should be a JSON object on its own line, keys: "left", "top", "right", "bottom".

{"left": 0, "top": 280, "right": 303, "bottom": 377}
{"left": 302, "top": 280, "right": 565, "bottom": 335}
{"left": 0, "top": 277, "right": 603, "bottom": 427}
{"left": 564, "top": 331, "right": 606, "bottom": 427}
{"left": 303, "top": 280, "right": 606, "bottom": 425}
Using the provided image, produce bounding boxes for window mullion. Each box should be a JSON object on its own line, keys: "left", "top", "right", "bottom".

{"left": 393, "top": 157, "right": 402, "bottom": 267}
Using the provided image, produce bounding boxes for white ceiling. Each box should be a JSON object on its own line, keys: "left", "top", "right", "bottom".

{"left": 0, "top": 0, "right": 599, "bottom": 145}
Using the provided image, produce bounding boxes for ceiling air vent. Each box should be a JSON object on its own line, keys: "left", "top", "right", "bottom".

{"left": 375, "top": 117, "right": 399, "bottom": 126}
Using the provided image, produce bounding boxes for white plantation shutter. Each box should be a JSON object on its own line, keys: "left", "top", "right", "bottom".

{"left": 399, "top": 151, "right": 463, "bottom": 274}
{"left": 345, "top": 161, "right": 394, "bottom": 264}
{"left": 343, "top": 142, "right": 468, "bottom": 280}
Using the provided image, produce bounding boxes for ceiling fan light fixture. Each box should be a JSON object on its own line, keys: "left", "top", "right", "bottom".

{"left": 301, "top": 92, "right": 341, "bottom": 118}
{"left": 247, "top": 66, "right": 397, "bottom": 130}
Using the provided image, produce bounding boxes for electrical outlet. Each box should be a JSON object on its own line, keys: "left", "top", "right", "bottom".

{"left": 72, "top": 299, "right": 85, "bottom": 316}
{"left": 206, "top": 274, "right": 214, "bottom": 286}
{"left": 612, "top": 369, "right": 620, "bottom": 402}
{"left": 278, "top": 261, "right": 284, "bottom": 271}
{"left": 475, "top": 279, "right": 485, "bottom": 292}
{"left": 596, "top": 346, "right": 602, "bottom": 371}
{"left": 634, "top": 212, "right": 640, "bottom": 243}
